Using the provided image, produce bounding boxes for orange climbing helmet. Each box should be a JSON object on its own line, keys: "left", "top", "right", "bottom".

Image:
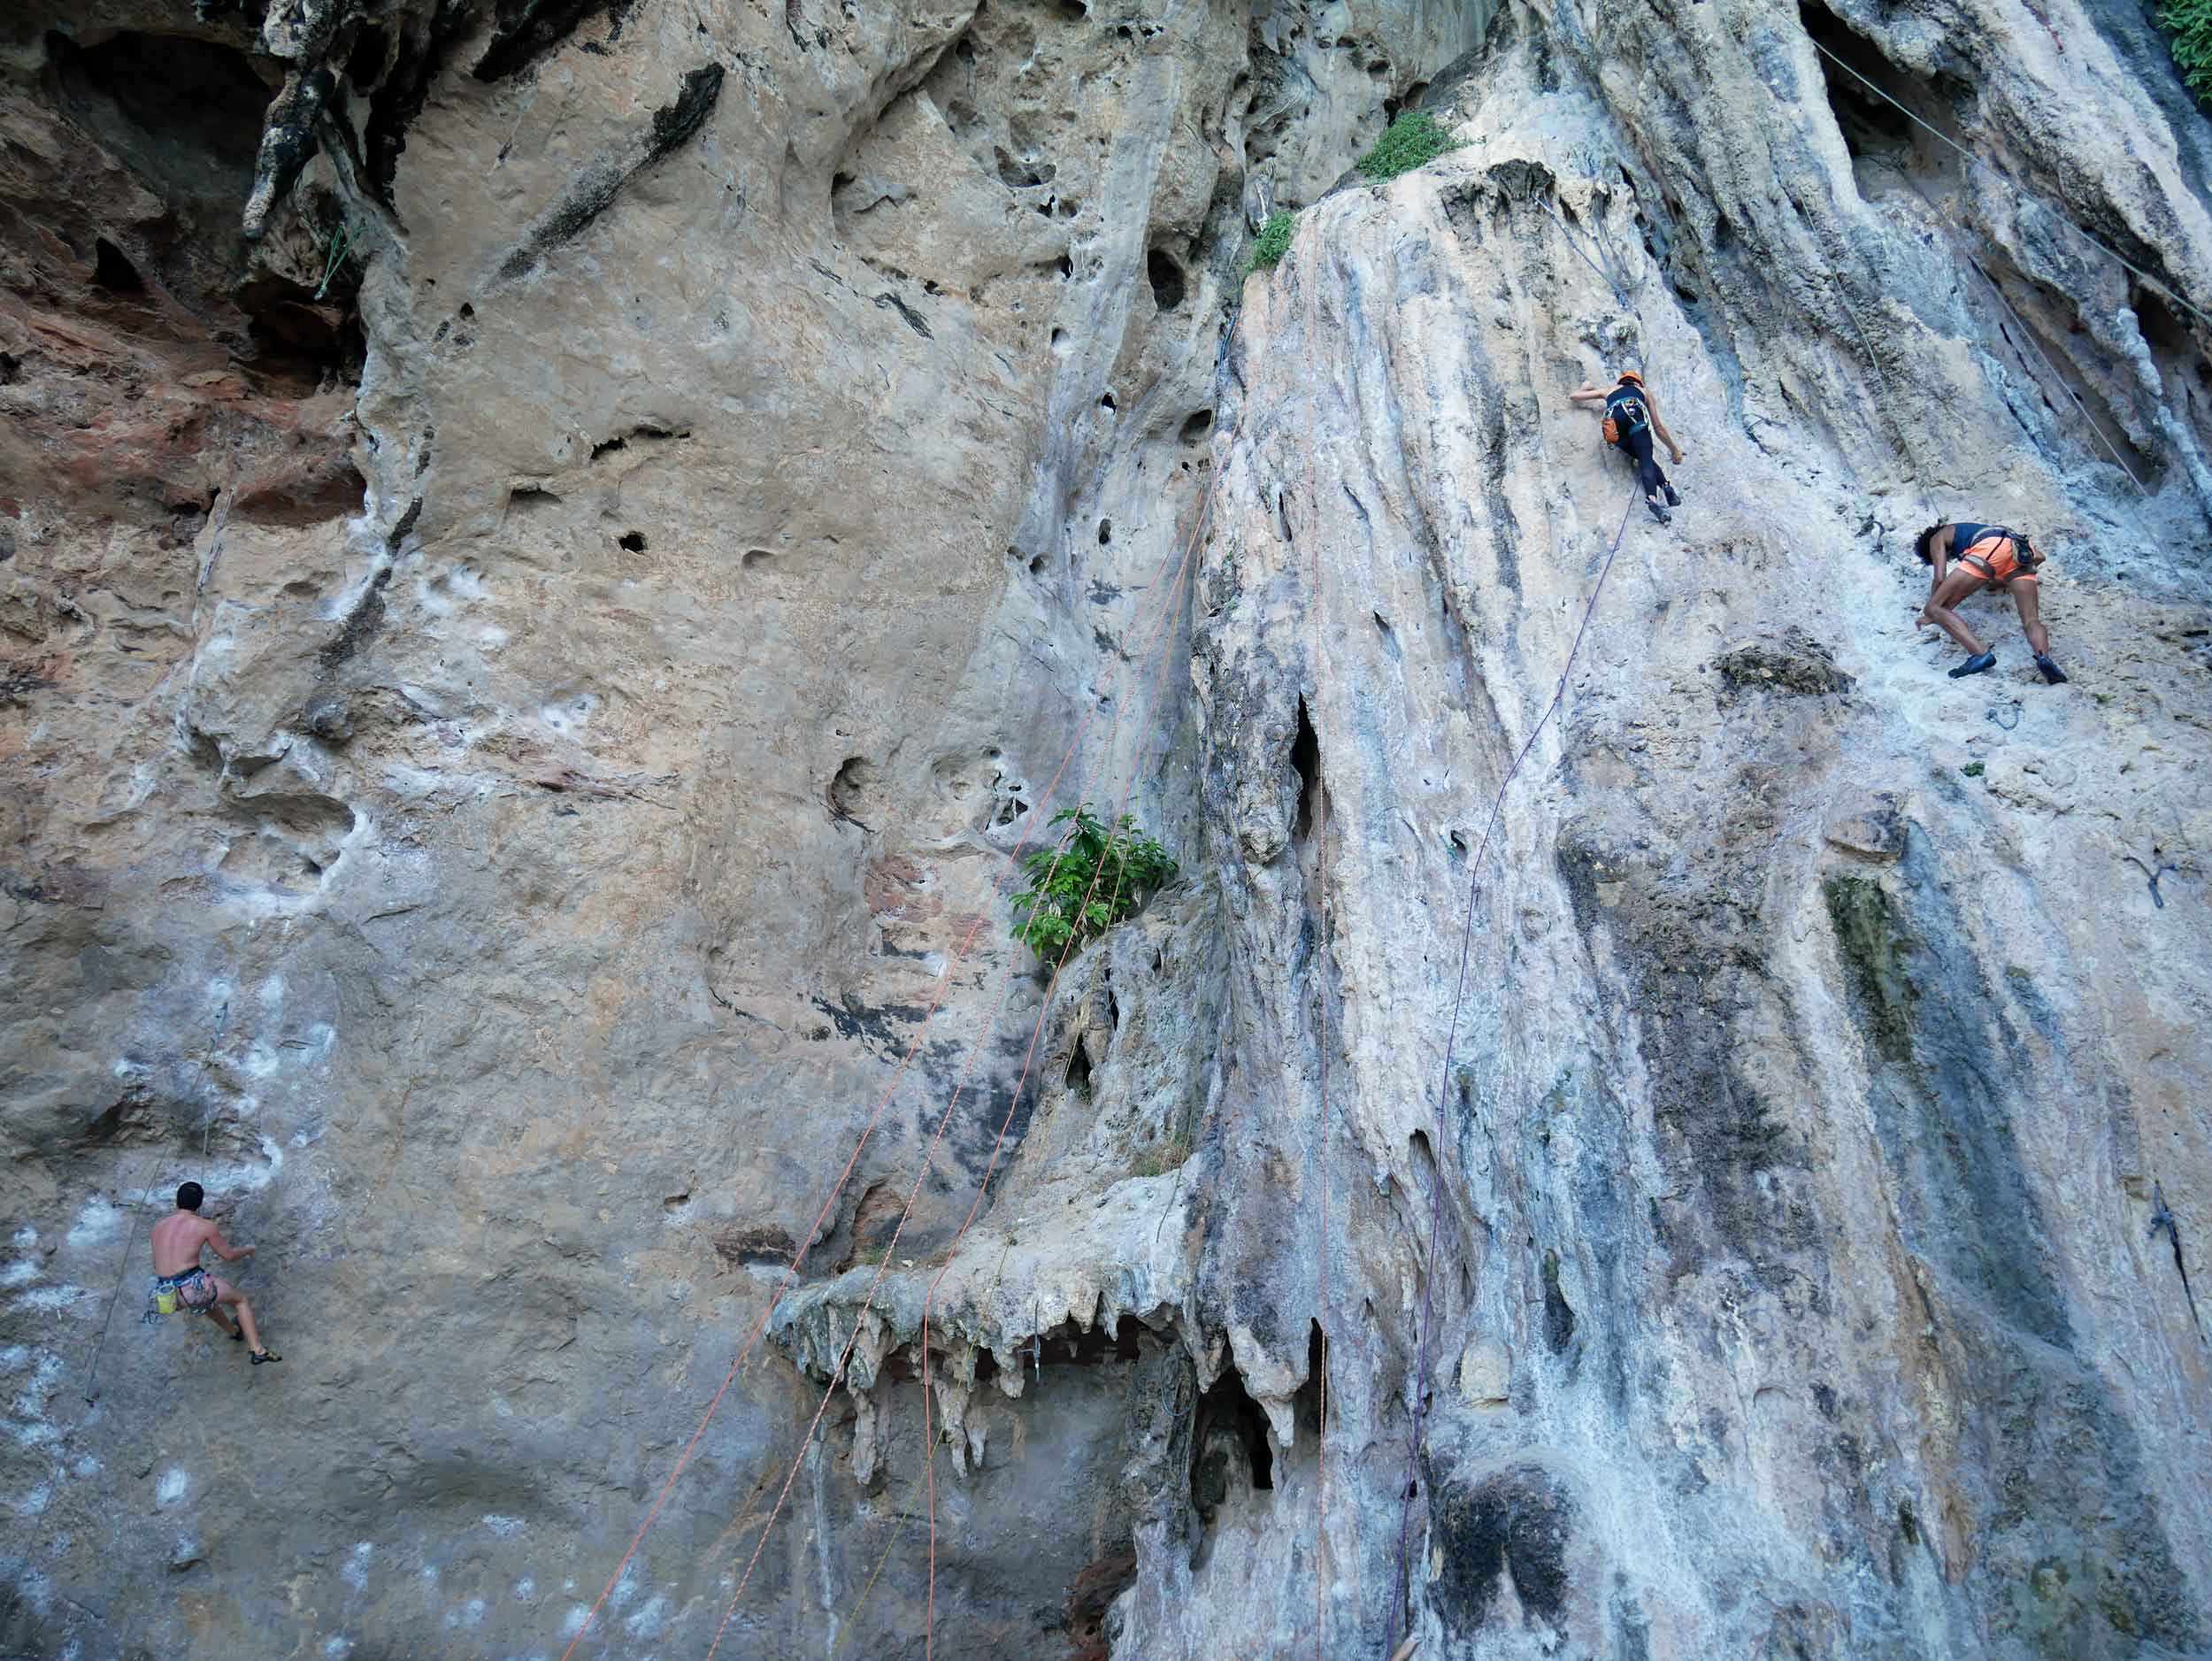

{"left": 1616, "top": 370, "right": 1644, "bottom": 387}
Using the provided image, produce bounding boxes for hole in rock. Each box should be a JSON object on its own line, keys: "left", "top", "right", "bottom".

{"left": 1056, "top": 253, "right": 1074, "bottom": 280}
{"left": 1065, "top": 1032, "right": 1094, "bottom": 1097}
{"left": 1191, "top": 1367, "right": 1275, "bottom": 1530}
{"left": 91, "top": 238, "right": 143, "bottom": 294}
{"left": 1065, "top": 1550, "right": 1139, "bottom": 1661}
{"left": 2133, "top": 284, "right": 2209, "bottom": 426}
{"left": 743, "top": 548, "right": 772, "bottom": 567}
{"left": 1180, "top": 409, "right": 1213, "bottom": 444}
{"left": 618, "top": 530, "right": 647, "bottom": 551}
{"left": 1147, "top": 247, "right": 1187, "bottom": 311}
{"left": 1292, "top": 1319, "right": 1329, "bottom": 1434}
{"left": 1800, "top": 1, "right": 1969, "bottom": 200}
{"left": 1290, "top": 696, "right": 1321, "bottom": 843}
{"left": 828, "top": 755, "right": 876, "bottom": 827}
{"left": 344, "top": 23, "right": 389, "bottom": 89}
{"left": 994, "top": 148, "right": 1054, "bottom": 188}
{"left": 50, "top": 30, "right": 269, "bottom": 251}
{"left": 1540, "top": 1247, "right": 1577, "bottom": 1354}
{"left": 1097, "top": 519, "right": 1112, "bottom": 545}
{"left": 1100, "top": 390, "right": 1118, "bottom": 411}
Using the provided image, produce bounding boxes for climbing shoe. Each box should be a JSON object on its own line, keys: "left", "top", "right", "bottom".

{"left": 1948, "top": 651, "right": 1998, "bottom": 679}
{"left": 1646, "top": 497, "right": 1671, "bottom": 525}
{"left": 2035, "top": 653, "right": 2069, "bottom": 684}
{"left": 1663, "top": 481, "right": 1682, "bottom": 507}
{"left": 250, "top": 1349, "right": 282, "bottom": 1365}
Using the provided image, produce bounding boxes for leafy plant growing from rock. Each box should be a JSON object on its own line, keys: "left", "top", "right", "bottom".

{"left": 1356, "top": 111, "right": 1463, "bottom": 181}
{"left": 2165, "top": 0, "right": 2212, "bottom": 104}
{"left": 1011, "top": 806, "right": 1175, "bottom": 956}
{"left": 1245, "top": 209, "right": 1296, "bottom": 273}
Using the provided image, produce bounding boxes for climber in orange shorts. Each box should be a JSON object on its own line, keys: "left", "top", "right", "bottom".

{"left": 1914, "top": 520, "right": 2067, "bottom": 682}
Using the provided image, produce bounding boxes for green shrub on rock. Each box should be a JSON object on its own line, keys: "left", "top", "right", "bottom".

{"left": 1245, "top": 209, "right": 1296, "bottom": 274}
{"left": 2164, "top": 0, "right": 2212, "bottom": 104}
{"left": 1356, "top": 111, "right": 1463, "bottom": 181}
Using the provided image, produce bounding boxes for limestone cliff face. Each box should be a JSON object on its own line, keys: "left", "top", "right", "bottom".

{"left": 3, "top": 0, "right": 2208, "bottom": 1657}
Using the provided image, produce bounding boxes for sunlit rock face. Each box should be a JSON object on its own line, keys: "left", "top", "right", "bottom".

{"left": 3, "top": 0, "right": 2208, "bottom": 1656}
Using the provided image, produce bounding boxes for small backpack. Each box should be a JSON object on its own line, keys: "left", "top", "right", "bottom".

{"left": 1602, "top": 390, "right": 1649, "bottom": 447}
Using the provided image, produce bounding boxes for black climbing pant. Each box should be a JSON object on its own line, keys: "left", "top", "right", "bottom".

{"left": 1617, "top": 424, "right": 1671, "bottom": 501}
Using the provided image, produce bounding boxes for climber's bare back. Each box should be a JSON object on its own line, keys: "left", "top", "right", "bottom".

{"left": 150, "top": 1209, "right": 219, "bottom": 1277}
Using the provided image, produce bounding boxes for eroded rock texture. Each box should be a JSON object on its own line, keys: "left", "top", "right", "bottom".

{"left": 2, "top": 0, "right": 2208, "bottom": 1656}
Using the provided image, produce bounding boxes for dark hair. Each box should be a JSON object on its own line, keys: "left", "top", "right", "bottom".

{"left": 1913, "top": 524, "right": 1943, "bottom": 565}
{"left": 177, "top": 1182, "right": 204, "bottom": 1212}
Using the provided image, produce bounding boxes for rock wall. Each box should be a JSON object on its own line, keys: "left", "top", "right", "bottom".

{"left": 3, "top": 0, "right": 2208, "bottom": 1657}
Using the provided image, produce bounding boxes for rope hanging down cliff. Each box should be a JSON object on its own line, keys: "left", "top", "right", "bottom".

{"left": 554, "top": 484, "right": 1213, "bottom": 1661}
{"left": 1807, "top": 38, "right": 2212, "bottom": 331}
{"left": 695, "top": 484, "right": 1207, "bottom": 1660}
{"left": 1292, "top": 215, "right": 1341, "bottom": 1661}
{"left": 1383, "top": 480, "right": 1641, "bottom": 1661}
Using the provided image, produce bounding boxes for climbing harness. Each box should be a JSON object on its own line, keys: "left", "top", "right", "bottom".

{"left": 145, "top": 1266, "right": 218, "bottom": 1323}
{"left": 1602, "top": 379, "right": 1652, "bottom": 447}
{"left": 1383, "top": 481, "right": 1643, "bottom": 1659}
{"left": 1955, "top": 527, "right": 2041, "bottom": 585}
{"left": 557, "top": 483, "right": 1214, "bottom": 1661}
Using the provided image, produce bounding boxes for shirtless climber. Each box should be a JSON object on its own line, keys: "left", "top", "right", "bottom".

{"left": 1569, "top": 371, "right": 1685, "bottom": 523}
{"left": 148, "top": 1183, "right": 280, "bottom": 1365}
{"left": 1914, "top": 521, "right": 2068, "bottom": 682}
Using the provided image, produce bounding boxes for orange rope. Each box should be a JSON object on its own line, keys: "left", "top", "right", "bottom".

{"left": 556, "top": 494, "right": 1209, "bottom": 1661}
{"left": 1296, "top": 234, "right": 1335, "bottom": 1660}
{"left": 922, "top": 486, "right": 1206, "bottom": 1657}
{"left": 699, "top": 478, "right": 1212, "bottom": 1658}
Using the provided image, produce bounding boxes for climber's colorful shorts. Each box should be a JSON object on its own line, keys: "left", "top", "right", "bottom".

{"left": 1959, "top": 534, "right": 2039, "bottom": 586}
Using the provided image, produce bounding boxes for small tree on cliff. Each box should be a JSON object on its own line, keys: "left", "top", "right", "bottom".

{"left": 1010, "top": 807, "right": 1175, "bottom": 957}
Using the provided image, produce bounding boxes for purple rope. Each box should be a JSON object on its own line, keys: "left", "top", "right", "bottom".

{"left": 1381, "top": 483, "right": 1640, "bottom": 1656}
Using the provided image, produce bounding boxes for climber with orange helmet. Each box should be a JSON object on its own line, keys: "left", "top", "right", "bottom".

{"left": 1569, "top": 370, "right": 1684, "bottom": 523}
{"left": 1914, "top": 521, "right": 2067, "bottom": 681}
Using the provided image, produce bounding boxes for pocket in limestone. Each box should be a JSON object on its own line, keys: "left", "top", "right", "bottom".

{"left": 218, "top": 789, "right": 357, "bottom": 893}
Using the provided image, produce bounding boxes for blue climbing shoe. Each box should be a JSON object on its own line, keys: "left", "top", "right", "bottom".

{"left": 2035, "top": 653, "right": 2069, "bottom": 684}
{"left": 1646, "top": 496, "right": 1671, "bottom": 525}
{"left": 1948, "top": 651, "right": 1998, "bottom": 679}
